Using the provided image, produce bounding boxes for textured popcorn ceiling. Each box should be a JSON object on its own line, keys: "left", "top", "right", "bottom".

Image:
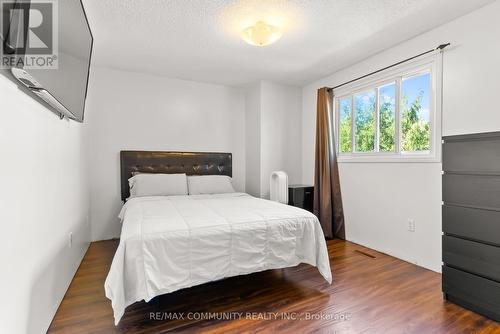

{"left": 82, "top": 0, "right": 494, "bottom": 86}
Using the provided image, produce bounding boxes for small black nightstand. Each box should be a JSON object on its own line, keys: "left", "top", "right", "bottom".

{"left": 288, "top": 185, "right": 314, "bottom": 213}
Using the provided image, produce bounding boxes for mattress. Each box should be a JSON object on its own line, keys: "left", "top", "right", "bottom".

{"left": 105, "top": 193, "right": 332, "bottom": 324}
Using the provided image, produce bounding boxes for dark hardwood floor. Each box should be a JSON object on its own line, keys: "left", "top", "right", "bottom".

{"left": 48, "top": 239, "right": 500, "bottom": 333}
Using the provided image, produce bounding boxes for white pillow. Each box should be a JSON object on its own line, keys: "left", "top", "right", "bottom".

{"left": 187, "top": 175, "right": 235, "bottom": 195}
{"left": 128, "top": 173, "right": 188, "bottom": 198}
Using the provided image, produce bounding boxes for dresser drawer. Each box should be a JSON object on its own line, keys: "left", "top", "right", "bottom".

{"left": 443, "top": 235, "right": 500, "bottom": 282}
{"left": 443, "top": 137, "right": 500, "bottom": 174}
{"left": 443, "top": 174, "right": 500, "bottom": 210}
{"left": 443, "top": 266, "right": 500, "bottom": 321}
{"left": 443, "top": 205, "right": 500, "bottom": 246}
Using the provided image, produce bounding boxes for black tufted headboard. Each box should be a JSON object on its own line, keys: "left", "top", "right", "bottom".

{"left": 120, "top": 151, "right": 232, "bottom": 201}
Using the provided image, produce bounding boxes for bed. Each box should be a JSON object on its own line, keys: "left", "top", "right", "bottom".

{"left": 105, "top": 151, "right": 332, "bottom": 325}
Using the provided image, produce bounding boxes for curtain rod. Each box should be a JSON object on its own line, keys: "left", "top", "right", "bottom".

{"left": 327, "top": 43, "right": 450, "bottom": 92}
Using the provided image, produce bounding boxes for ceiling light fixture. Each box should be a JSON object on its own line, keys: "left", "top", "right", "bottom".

{"left": 241, "top": 21, "right": 282, "bottom": 46}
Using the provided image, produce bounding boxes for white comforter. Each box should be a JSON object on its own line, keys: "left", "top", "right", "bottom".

{"left": 105, "top": 193, "right": 332, "bottom": 325}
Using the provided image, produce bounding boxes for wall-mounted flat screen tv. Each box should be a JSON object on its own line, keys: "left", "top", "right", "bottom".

{"left": 2, "top": 0, "right": 93, "bottom": 122}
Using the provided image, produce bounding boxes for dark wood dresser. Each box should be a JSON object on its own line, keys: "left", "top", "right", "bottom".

{"left": 288, "top": 185, "right": 314, "bottom": 213}
{"left": 442, "top": 131, "right": 500, "bottom": 322}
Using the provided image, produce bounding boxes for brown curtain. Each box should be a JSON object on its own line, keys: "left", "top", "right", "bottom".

{"left": 313, "top": 87, "right": 345, "bottom": 239}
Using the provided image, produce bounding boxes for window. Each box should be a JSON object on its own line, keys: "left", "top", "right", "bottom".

{"left": 334, "top": 56, "right": 441, "bottom": 162}
{"left": 401, "top": 73, "right": 431, "bottom": 153}
{"left": 354, "top": 91, "right": 375, "bottom": 152}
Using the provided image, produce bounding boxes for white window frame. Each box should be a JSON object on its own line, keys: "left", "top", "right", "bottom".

{"left": 333, "top": 53, "right": 443, "bottom": 163}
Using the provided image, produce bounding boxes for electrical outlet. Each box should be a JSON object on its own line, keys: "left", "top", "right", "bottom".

{"left": 69, "top": 232, "right": 73, "bottom": 248}
{"left": 408, "top": 219, "right": 416, "bottom": 232}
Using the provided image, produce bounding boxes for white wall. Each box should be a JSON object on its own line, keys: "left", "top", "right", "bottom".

{"left": 0, "top": 71, "right": 90, "bottom": 334}
{"left": 244, "top": 83, "right": 261, "bottom": 197}
{"left": 86, "top": 67, "right": 246, "bottom": 241}
{"left": 302, "top": 1, "right": 500, "bottom": 272}
{"left": 244, "top": 81, "right": 302, "bottom": 199}
{"left": 260, "top": 82, "right": 302, "bottom": 198}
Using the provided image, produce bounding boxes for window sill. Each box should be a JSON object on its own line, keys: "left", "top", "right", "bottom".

{"left": 337, "top": 154, "right": 441, "bottom": 164}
